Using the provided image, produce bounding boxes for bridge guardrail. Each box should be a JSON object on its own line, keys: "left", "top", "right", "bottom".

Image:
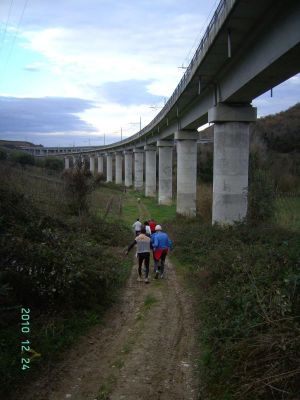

{"left": 132, "top": 0, "right": 233, "bottom": 139}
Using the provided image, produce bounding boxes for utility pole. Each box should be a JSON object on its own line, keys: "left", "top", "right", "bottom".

{"left": 121, "top": 127, "right": 123, "bottom": 141}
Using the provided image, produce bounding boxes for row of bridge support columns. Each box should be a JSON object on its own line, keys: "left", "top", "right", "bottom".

{"left": 64, "top": 104, "right": 256, "bottom": 224}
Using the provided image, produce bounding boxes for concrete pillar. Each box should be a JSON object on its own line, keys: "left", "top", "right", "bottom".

{"left": 144, "top": 145, "right": 157, "bottom": 197}
{"left": 89, "top": 155, "right": 95, "bottom": 174}
{"left": 208, "top": 103, "right": 257, "bottom": 224}
{"left": 72, "top": 155, "right": 79, "bottom": 168}
{"left": 115, "top": 152, "right": 123, "bottom": 184}
{"left": 124, "top": 151, "right": 133, "bottom": 187}
{"left": 175, "top": 131, "right": 199, "bottom": 217}
{"left": 97, "top": 154, "right": 104, "bottom": 173}
{"left": 106, "top": 153, "right": 112, "bottom": 182}
{"left": 64, "top": 157, "right": 70, "bottom": 170}
{"left": 81, "top": 156, "right": 86, "bottom": 170}
{"left": 157, "top": 141, "right": 173, "bottom": 205}
{"left": 134, "top": 149, "right": 144, "bottom": 190}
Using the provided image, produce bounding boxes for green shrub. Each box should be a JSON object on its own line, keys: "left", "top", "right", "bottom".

{"left": 63, "top": 165, "right": 97, "bottom": 216}
{"left": 0, "top": 147, "right": 8, "bottom": 160}
{"left": 34, "top": 158, "right": 45, "bottom": 168}
{"left": 0, "top": 183, "right": 130, "bottom": 310}
{"left": 10, "top": 150, "right": 35, "bottom": 166}
{"left": 0, "top": 171, "right": 131, "bottom": 399}
{"left": 167, "top": 219, "right": 300, "bottom": 400}
{"left": 248, "top": 169, "right": 275, "bottom": 223}
{"left": 44, "top": 157, "right": 64, "bottom": 171}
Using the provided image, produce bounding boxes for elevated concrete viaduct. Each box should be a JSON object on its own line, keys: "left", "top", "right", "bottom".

{"left": 27, "top": 0, "right": 300, "bottom": 224}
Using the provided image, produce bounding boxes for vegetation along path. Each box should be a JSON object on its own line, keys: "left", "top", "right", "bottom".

{"left": 21, "top": 258, "right": 198, "bottom": 400}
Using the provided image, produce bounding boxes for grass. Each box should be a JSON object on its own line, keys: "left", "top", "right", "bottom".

{"left": 141, "top": 196, "right": 177, "bottom": 222}
{"left": 121, "top": 189, "right": 177, "bottom": 226}
{"left": 95, "top": 185, "right": 177, "bottom": 228}
{"left": 112, "top": 358, "right": 125, "bottom": 369}
{"left": 97, "top": 375, "right": 117, "bottom": 400}
{"left": 196, "top": 183, "right": 212, "bottom": 223}
{"left": 143, "top": 293, "right": 158, "bottom": 309}
{"left": 121, "top": 191, "right": 142, "bottom": 224}
{"left": 122, "top": 338, "right": 135, "bottom": 355}
{"left": 275, "top": 195, "right": 300, "bottom": 231}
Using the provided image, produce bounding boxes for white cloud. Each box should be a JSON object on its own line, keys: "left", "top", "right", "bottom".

{"left": 78, "top": 101, "right": 159, "bottom": 138}
{"left": 286, "top": 75, "right": 300, "bottom": 85}
{"left": 23, "top": 61, "right": 46, "bottom": 71}
{"left": 12, "top": 9, "right": 207, "bottom": 145}
{"left": 1, "top": 0, "right": 298, "bottom": 146}
{"left": 19, "top": 9, "right": 204, "bottom": 100}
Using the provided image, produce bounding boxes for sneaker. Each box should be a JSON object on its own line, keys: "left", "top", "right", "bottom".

{"left": 137, "top": 276, "right": 143, "bottom": 282}
{"left": 154, "top": 271, "right": 159, "bottom": 279}
{"left": 144, "top": 278, "right": 149, "bottom": 284}
{"left": 160, "top": 274, "right": 164, "bottom": 279}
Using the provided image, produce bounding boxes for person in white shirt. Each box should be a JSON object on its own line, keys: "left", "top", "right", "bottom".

{"left": 126, "top": 227, "right": 152, "bottom": 283}
{"left": 143, "top": 221, "right": 152, "bottom": 237}
{"left": 132, "top": 218, "right": 142, "bottom": 236}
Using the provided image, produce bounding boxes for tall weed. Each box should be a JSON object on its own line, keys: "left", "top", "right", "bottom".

{"left": 196, "top": 183, "right": 212, "bottom": 222}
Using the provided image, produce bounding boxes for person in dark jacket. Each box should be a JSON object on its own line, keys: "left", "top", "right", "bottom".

{"left": 126, "top": 227, "right": 152, "bottom": 283}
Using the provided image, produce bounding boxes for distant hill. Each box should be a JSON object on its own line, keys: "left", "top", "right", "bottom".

{"left": 197, "top": 103, "right": 300, "bottom": 153}
{"left": 254, "top": 103, "right": 300, "bottom": 153}
{"left": 0, "top": 140, "right": 43, "bottom": 149}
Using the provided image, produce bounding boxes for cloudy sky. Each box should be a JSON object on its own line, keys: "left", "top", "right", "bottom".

{"left": 0, "top": 0, "right": 299, "bottom": 147}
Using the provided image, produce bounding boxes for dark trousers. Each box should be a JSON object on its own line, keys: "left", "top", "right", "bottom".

{"left": 138, "top": 252, "right": 150, "bottom": 278}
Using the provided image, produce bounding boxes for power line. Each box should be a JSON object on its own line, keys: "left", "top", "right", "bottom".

{"left": 0, "top": 0, "right": 15, "bottom": 53}
{"left": 1, "top": 0, "right": 29, "bottom": 77}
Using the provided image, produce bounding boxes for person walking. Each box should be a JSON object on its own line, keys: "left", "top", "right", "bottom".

{"left": 148, "top": 218, "right": 156, "bottom": 234}
{"left": 143, "top": 221, "right": 152, "bottom": 237}
{"left": 132, "top": 218, "right": 142, "bottom": 236}
{"left": 151, "top": 225, "right": 172, "bottom": 279}
{"left": 126, "top": 227, "right": 151, "bottom": 283}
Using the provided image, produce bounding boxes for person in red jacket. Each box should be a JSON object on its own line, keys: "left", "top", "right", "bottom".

{"left": 148, "top": 218, "right": 156, "bottom": 234}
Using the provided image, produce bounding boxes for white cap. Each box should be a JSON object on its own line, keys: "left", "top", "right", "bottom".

{"left": 155, "top": 224, "right": 162, "bottom": 231}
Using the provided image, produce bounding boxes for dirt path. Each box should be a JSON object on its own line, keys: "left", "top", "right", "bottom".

{"left": 137, "top": 200, "right": 150, "bottom": 222}
{"left": 21, "top": 258, "right": 199, "bottom": 400}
